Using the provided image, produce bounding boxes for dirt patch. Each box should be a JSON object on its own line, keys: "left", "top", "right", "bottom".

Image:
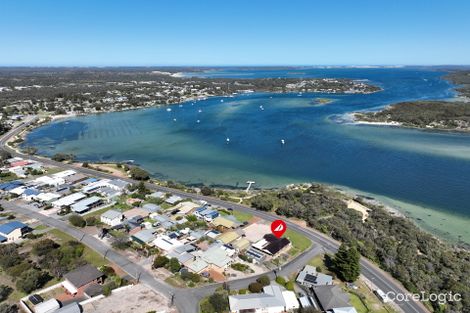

{"left": 82, "top": 284, "right": 176, "bottom": 313}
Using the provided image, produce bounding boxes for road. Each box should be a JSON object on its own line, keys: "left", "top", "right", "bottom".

{"left": 0, "top": 117, "right": 429, "bottom": 313}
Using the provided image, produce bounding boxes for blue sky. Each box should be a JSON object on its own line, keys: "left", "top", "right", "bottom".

{"left": 1, "top": 0, "right": 469, "bottom": 66}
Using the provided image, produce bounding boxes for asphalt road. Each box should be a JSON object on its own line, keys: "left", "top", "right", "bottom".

{"left": 0, "top": 117, "right": 429, "bottom": 313}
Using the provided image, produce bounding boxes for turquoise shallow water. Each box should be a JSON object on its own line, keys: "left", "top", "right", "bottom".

{"left": 23, "top": 68, "right": 470, "bottom": 243}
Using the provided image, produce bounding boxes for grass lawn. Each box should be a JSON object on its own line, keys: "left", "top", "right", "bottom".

{"left": 231, "top": 210, "right": 253, "bottom": 223}
{"left": 349, "top": 292, "right": 369, "bottom": 313}
{"left": 284, "top": 229, "right": 311, "bottom": 256}
{"left": 34, "top": 224, "right": 49, "bottom": 231}
{"left": 83, "top": 206, "right": 112, "bottom": 218}
{"left": 47, "top": 229, "right": 108, "bottom": 267}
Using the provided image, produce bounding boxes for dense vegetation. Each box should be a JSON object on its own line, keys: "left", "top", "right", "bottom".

{"left": 355, "top": 70, "right": 470, "bottom": 131}
{"left": 249, "top": 184, "right": 469, "bottom": 312}
{"left": 355, "top": 101, "right": 470, "bottom": 131}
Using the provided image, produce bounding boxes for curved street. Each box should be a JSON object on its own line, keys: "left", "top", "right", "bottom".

{"left": 0, "top": 117, "right": 429, "bottom": 313}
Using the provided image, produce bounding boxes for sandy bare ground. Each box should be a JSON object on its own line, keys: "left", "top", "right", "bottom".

{"left": 347, "top": 199, "right": 370, "bottom": 221}
{"left": 82, "top": 284, "right": 177, "bottom": 313}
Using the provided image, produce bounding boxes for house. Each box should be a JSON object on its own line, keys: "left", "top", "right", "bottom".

{"left": 165, "top": 195, "right": 183, "bottom": 205}
{"left": 229, "top": 284, "right": 299, "bottom": 313}
{"left": 52, "top": 170, "right": 76, "bottom": 179}
{"left": 185, "top": 257, "right": 209, "bottom": 273}
{"left": 34, "top": 298, "right": 60, "bottom": 313}
{"left": 142, "top": 203, "right": 161, "bottom": 213}
{"left": 243, "top": 223, "right": 272, "bottom": 243}
{"left": 148, "top": 191, "right": 165, "bottom": 199}
{"left": 212, "top": 215, "right": 240, "bottom": 229}
{"left": 55, "top": 302, "right": 81, "bottom": 313}
{"left": 64, "top": 173, "right": 88, "bottom": 185}
{"left": 200, "top": 244, "right": 233, "bottom": 269}
{"left": 217, "top": 231, "right": 241, "bottom": 244}
{"left": 131, "top": 229, "right": 157, "bottom": 246}
{"left": 0, "top": 221, "right": 31, "bottom": 243}
{"left": 252, "top": 234, "right": 291, "bottom": 257}
{"left": 153, "top": 234, "right": 183, "bottom": 251}
{"left": 232, "top": 238, "right": 251, "bottom": 251}
{"left": 35, "top": 192, "right": 61, "bottom": 203}
{"left": 332, "top": 308, "right": 359, "bottom": 313}
{"left": 52, "top": 192, "right": 87, "bottom": 208}
{"left": 297, "top": 265, "right": 333, "bottom": 287}
{"left": 63, "top": 264, "right": 104, "bottom": 295}
{"left": 71, "top": 196, "right": 102, "bottom": 214}
{"left": 100, "top": 209, "right": 124, "bottom": 226}
{"left": 173, "top": 201, "right": 199, "bottom": 215}
{"left": 21, "top": 188, "right": 40, "bottom": 201}
{"left": 123, "top": 208, "right": 149, "bottom": 219}
{"left": 312, "top": 285, "right": 355, "bottom": 312}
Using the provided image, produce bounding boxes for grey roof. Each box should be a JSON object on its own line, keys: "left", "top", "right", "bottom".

{"left": 142, "top": 203, "right": 161, "bottom": 212}
{"left": 84, "top": 283, "right": 103, "bottom": 297}
{"left": 168, "top": 251, "right": 193, "bottom": 264}
{"left": 101, "top": 209, "right": 122, "bottom": 220}
{"left": 71, "top": 196, "right": 102, "bottom": 213}
{"left": 55, "top": 302, "right": 81, "bottom": 313}
{"left": 229, "top": 285, "right": 285, "bottom": 311}
{"left": 132, "top": 229, "right": 156, "bottom": 244}
{"left": 108, "top": 179, "right": 129, "bottom": 189}
{"left": 313, "top": 285, "right": 351, "bottom": 311}
{"left": 64, "top": 264, "right": 104, "bottom": 288}
{"left": 148, "top": 191, "right": 165, "bottom": 198}
{"left": 174, "top": 243, "right": 197, "bottom": 254}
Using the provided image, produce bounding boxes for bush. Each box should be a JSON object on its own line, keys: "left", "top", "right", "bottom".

{"left": 208, "top": 293, "right": 228, "bottom": 313}
{"left": 0, "top": 285, "right": 13, "bottom": 302}
{"left": 16, "top": 268, "right": 49, "bottom": 293}
{"left": 285, "top": 281, "right": 294, "bottom": 291}
{"left": 238, "top": 289, "right": 248, "bottom": 295}
{"left": 168, "top": 258, "right": 181, "bottom": 273}
{"left": 153, "top": 255, "right": 169, "bottom": 268}
{"left": 129, "top": 167, "right": 150, "bottom": 180}
{"left": 231, "top": 263, "right": 250, "bottom": 272}
{"left": 51, "top": 153, "right": 75, "bottom": 162}
{"left": 102, "top": 282, "right": 117, "bottom": 297}
{"left": 85, "top": 216, "right": 98, "bottom": 226}
{"left": 32, "top": 239, "right": 59, "bottom": 256}
{"left": 275, "top": 276, "right": 286, "bottom": 286}
{"left": 248, "top": 282, "right": 263, "bottom": 293}
{"left": 256, "top": 275, "right": 270, "bottom": 286}
{"left": 69, "top": 215, "right": 86, "bottom": 227}
{"left": 201, "top": 186, "right": 213, "bottom": 196}
{"left": 0, "top": 304, "right": 18, "bottom": 313}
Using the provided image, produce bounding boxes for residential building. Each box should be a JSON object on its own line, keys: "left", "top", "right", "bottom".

{"left": 297, "top": 265, "right": 333, "bottom": 287}
{"left": 52, "top": 192, "right": 87, "bottom": 208}
{"left": 63, "top": 264, "right": 104, "bottom": 295}
{"left": 100, "top": 209, "right": 124, "bottom": 226}
{"left": 229, "top": 284, "right": 299, "bottom": 313}
{"left": 0, "top": 221, "right": 31, "bottom": 243}
{"left": 71, "top": 196, "right": 102, "bottom": 214}
{"left": 34, "top": 298, "right": 60, "bottom": 313}
{"left": 132, "top": 229, "right": 157, "bottom": 246}
{"left": 252, "top": 234, "right": 291, "bottom": 257}
{"left": 312, "top": 285, "right": 355, "bottom": 312}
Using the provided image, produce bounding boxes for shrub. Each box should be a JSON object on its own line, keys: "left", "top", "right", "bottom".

{"left": 168, "top": 257, "right": 181, "bottom": 273}
{"left": 208, "top": 293, "right": 228, "bottom": 313}
{"left": 69, "top": 215, "right": 86, "bottom": 227}
{"left": 248, "top": 282, "right": 263, "bottom": 293}
{"left": 256, "top": 275, "right": 270, "bottom": 286}
{"left": 275, "top": 276, "right": 286, "bottom": 286}
{"left": 129, "top": 167, "right": 150, "bottom": 180}
{"left": 153, "top": 256, "right": 169, "bottom": 269}
{"left": 0, "top": 285, "right": 13, "bottom": 302}
{"left": 285, "top": 281, "right": 294, "bottom": 291}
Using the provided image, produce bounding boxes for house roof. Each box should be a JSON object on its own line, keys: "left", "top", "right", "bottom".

{"left": 34, "top": 299, "right": 60, "bottom": 313}
{"left": 232, "top": 238, "right": 250, "bottom": 250}
{"left": 52, "top": 192, "right": 86, "bottom": 207}
{"left": 186, "top": 258, "right": 209, "bottom": 273}
{"left": 132, "top": 229, "right": 156, "bottom": 244}
{"left": 332, "top": 307, "right": 358, "bottom": 313}
{"left": 149, "top": 191, "right": 165, "bottom": 198}
{"left": 101, "top": 209, "right": 122, "bottom": 220}
{"left": 261, "top": 234, "right": 291, "bottom": 255}
{"left": 201, "top": 244, "right": 232, "bottom": 268}
{"left": 313, "top": 285, "right": 351, "bottom": 311}
{"left": 142, "top": 203, "right": 160, "bottom": 212}
{"left": 55, "top": 302, "right": 82, "bottom": 313}
{"left": 0, "top": 221, "right": 28, "bottom": 235}
{"left": 71, "top": 196, "right": 102, "bottom": 213}
{"left": 64, "top": 264, "right": 104, "bottom": 289}
{"left": 0, "top": 235, "right": 7, "bottom": 242}
{"left": 229, "top": 285, "right": 286, "bottom": 311}
{"left": 212, "top": 216, "right": 238, "bottom": 228}
{"left": 84, "top": 283, "right": 103, "bottom": 297}
{"left": 217, "top": 231, "right": 241, "bottom": 244}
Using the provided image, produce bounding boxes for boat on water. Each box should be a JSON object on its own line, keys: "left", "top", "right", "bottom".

{"left": 281, "top": 139, "right": 285, "bottom": 145}
{"left": 220, "top": 99, "right": 224, "bottom": 103}
{"left": 166, "top": 108, "right": 172, "bottom": 112}
{"left": 259, "top": 105, "right": 264, "bottom": 111}
{"left": 196, "top": 119, "right": 200, "bottom": 123}
{"left": 173, "top": 118, "right": 177, "bottom": 122}
{"left": 226, "top": 137, "right": 230, "bottom": 144}
{"left": 198, "top": 109, "right": 202, "bottom": 113}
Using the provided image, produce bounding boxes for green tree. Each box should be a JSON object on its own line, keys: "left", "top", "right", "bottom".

{"left": 333, "top": 243, "right": 361, "bottom": 282}
{"left": 0, "top": 285, "right": 13, "bottom": 302}
{"left": 248, "top": 282, "right": 263, "bottom": 293}
{"left": 16, "top": 269, "right": 49, "bottom": 293}
{"left": 153, "top": 256, "right": 169, "bottom": 269}
{"left": 129, "top": 167, "right": 150, "bottom": 180}
{"left": 0, "top": 304, "right": 18, "bottom": 313}
{"left": 256, "top": 275, "right": 271, "bottom": 286}
{"left": 200, "top": 186, "right": 213, "bottom": 196}
{"left": 69, "top": 215, "right": 86, "bottom": 227}
{"left": 208, "top": 293, "right": 228, "bottom": 313}
{"left": 32, "top": 239, "right": 59, "bottom": 256}
{"left": 168, "top": 257, "right": 181, "bottom": 273}
{"left": 251, "top": 196, "right": 273, "bottom": 211}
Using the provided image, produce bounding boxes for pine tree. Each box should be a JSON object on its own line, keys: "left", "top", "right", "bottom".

{"left": 333, "top": 243, "right": 361, "bottom": 282}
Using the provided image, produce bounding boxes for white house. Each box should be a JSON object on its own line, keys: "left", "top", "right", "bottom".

{"left": 0, "top": 221, "right": 31, "bottom": 243}
{"left": 229, "top": 284, "right": 299, "bottom": 313}
{"left": 100, "top": 209, "right": 124, "bottom": 226}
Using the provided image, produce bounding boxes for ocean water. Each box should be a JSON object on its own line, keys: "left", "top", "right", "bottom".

{"left": 23, "top": 68, "right": 470, "bottom": 243}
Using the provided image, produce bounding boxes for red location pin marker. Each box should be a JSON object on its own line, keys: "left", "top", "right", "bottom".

{"left": 271, "top": 219, "right": 287, "bottom": 238}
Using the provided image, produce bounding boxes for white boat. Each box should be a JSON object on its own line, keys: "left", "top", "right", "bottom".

{"left": 226, "top": 137, "right": 230, "bottom": 144}
{"left": 173, "top": 118, "right": 177, "bottom": 122}
{"left": 198, "top": 109, "right": 202, "bottom": 113}
{"left": 220, "top": 99, "right": 224, "bottom": 102}
{"left": 196, "top": 119, "right": 200, "bottom": 123}
{"left": 281, "top": 139, "right": 285, "bottom": 145}
{"left": 166, "top": 108, "right": 172, "bottom": 112}
{"left": 259, "top": 105, "right": 264, "bottom": 111}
